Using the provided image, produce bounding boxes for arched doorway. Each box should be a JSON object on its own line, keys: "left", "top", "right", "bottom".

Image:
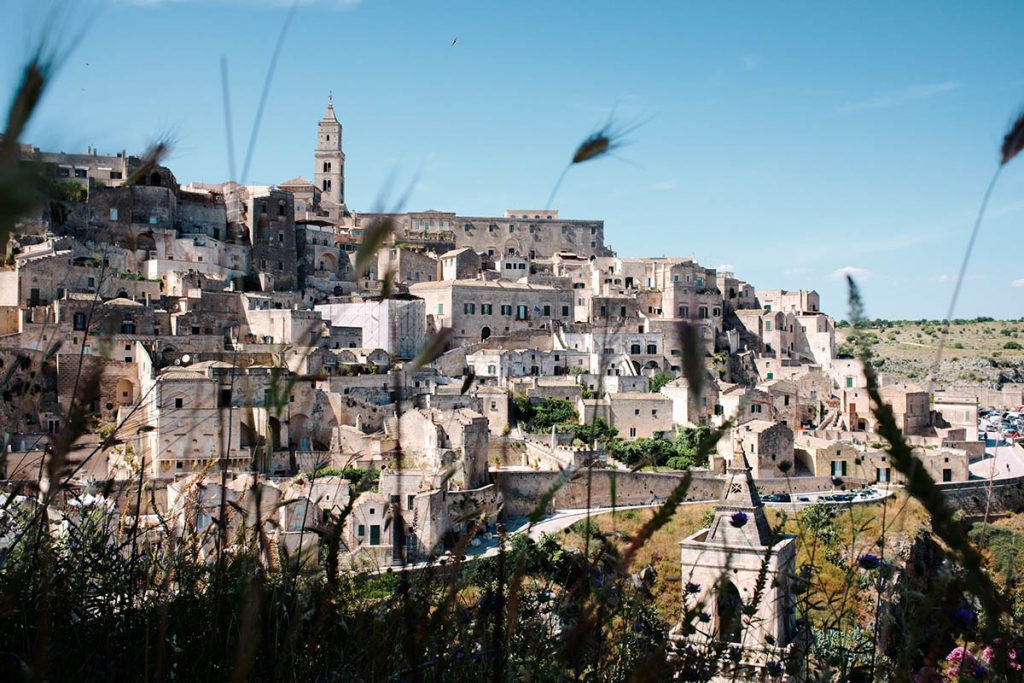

{"left": 289, "top": 413, "right": 311, "bottom": 451}
{"left": 268, "top": 417, "right": 282, "bottom": 451}
{"left": 149, "top": 171, "right": 162, "bottom": 187}
{"left": 320, "top": 251, "right": 337, "bottom": 273}
{"left": 116, "top": 378, "right": 135, "bottom": 406}
{"left": 717, "top": 580, "right": 743, "bottom": 643}
{"left": 481, "top": 326, "right": 491, "bottom": 341}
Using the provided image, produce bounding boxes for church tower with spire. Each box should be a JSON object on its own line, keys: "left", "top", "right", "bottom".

{"left": 314, "top": 95, "right": 345, "bottom": 213}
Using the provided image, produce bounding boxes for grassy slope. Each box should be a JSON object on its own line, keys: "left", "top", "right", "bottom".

{"left": 837, "top": 320, "right": 1024, "bottom": 386}
{"left": 554, "top": 494, "right": 932, "bottom": 627}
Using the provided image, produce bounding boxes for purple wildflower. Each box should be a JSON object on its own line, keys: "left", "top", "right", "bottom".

{"left": 953, "top": 604, "right": 977, "bottom": 631}
{"left": 946, "top": 646, "right": 977, "bottom": 665}
{"left": 729, "top": 511, "right": 749, "bottom": 528}
{"left": 857, "top": 553, "right": 881, "bottom": 570}
{"left": 971, "top": 663, "right": 988, "bottom": 679}
{"left": 685, "top": 582, "right": 701, "bottom": 594}
{"left": 765, "top": 660, "right": 783, "bottom": 676}
{"left": 699, "top": 611, "right": 711, "bottom": 623}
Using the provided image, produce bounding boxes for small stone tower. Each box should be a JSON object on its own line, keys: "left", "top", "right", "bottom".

{"left": 669, "top": 456, "right": 798, "bottom": 679}
{"left": 314, "top": 95, "right": 345, "bottom": 211}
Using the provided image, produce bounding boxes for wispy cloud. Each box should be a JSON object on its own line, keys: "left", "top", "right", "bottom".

{"left": 831, "top": 265, "right": 871, "bottom": 281}
{"left": 716, "top": 263, "right": 734, "bottom": 273}
{"left": 784, "top": 266, "right": 811, "bottom": 276}
{"left": 650, "top": 180, "right": 676, "bottom": 191}
{"left": 1012, "top": 278, "right": 1024, "bottom": 288}
{"left": 932, "top": 274, "right": 982, "bottom": 284}
{"left": 839, "top": 81, "right": 961, "bottom": 112}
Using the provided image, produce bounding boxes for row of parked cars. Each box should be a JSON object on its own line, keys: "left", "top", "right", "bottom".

{"left": 761, "top": 488, "right": 879, "bottom": 505}
{"left": 979, "top": 408, "right": 1024, "bottom": 440}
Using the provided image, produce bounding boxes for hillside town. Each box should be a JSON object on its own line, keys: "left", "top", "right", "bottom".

{"left": 2, "top": 99, "right": 1021, "bottom": 571}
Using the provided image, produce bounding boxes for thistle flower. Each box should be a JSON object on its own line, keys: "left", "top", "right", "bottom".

{"left": 857, "top": 553, "right": 881, "bottom": 570}
{"left": 765, "top": 660, "right": 783, "bottom": 676}
{"left": 1001, "top": 111, "right": 1024, "bottom": 166}
{"left": 698, "top": 611, "right": 711, "bottom": 622}
{"left": 685, "top": 582, "right": 701, "bottom": 594}
{"left": 952, "top": 604, "right": 976, "bottom": 631}
{"left": 730, "top": 511, "right": 749, "bottom": 528}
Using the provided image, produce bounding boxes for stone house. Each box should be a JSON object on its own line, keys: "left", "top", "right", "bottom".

{"left": 439, "top": 247, "right": 481, "bottom": 281}
{"left": 933, "top": 395, "right": 980, "bottom": 441}
{"left": 466, "top": 347, "right": 588, "bottom": 382}
{"left": 579, "top": 392, "right": 674, "bottom": 439}
{"left": 659, "top": 372, "right": 719, "bottom": 427}
{"left": 715, "top": 383, "right": 772, "bottom": 427}
{"left": 377, "top": 247, "right": 438, "bottom": 285}
{"left": 728, "top": 419, "right": 795, "bottom": 478}
{"left": 410, "top": 279, "right": 573, "bottom": 344}
{"left": 246, "top": 189, "right": 298, "bottom": 291}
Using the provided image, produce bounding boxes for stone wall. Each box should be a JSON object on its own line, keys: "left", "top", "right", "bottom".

{"left": 492, "top": 470, "right": 723, "bottom": 517}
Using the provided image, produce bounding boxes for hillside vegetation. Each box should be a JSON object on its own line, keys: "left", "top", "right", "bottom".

{"left": 836, "top": 319, "right": 1024, "bottom": 387}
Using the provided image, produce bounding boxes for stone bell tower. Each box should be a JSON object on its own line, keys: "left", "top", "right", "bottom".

{"left": 669, "top": 455, "right": 798, "bottom": 679}
{"left": 314, "top": 94, "right": 345, "bottom": 213}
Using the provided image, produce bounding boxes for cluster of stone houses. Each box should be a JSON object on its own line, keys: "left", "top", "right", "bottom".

{"left": 0, "top": 99, "right": 986, "bottom": 568}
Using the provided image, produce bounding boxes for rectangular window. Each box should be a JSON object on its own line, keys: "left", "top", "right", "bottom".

{"left": 463, "top": 302, "right": 475, "bottom": 314}
{"left": 561, "top": 305, "right": 569, "bottom": 316}
{"left": 543, "top": 305, "right": 551, "bottom": 316}
{"left": 175, "top": 398, "right": 184, "bottom": 409}
{"left": 846, "top": 377, "right": 854, "bottom": 388}
{"left": 109, "top": 208, "right": 118, "bottom": 221}
{"left": 481, "top": 304, "right": 492, "bottom": 315}
{"left": 831, "top": 461, "right": 847, "bottom": 477}
{"left": 357, "top": 524, "right": 365, "bottom": 537}
{"left": 629, "top": 427, "right": 637, "bottom": 437}
{"left": 437, "top": 303, "right": 444, "bottom": 315}
{"left": 407, "top": 494, "right": 415, "bottom": 510}
{"left": 501, "top": 305, "right": 512, "bottom": 316}
{"left": 516, "top": 305, "right": 528, "bottom": 320}
{"left": 369, "top": 525, "right": 381, "bottom": 546}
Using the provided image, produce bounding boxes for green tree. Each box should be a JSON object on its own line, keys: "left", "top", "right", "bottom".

{"left": 649, "top": 372, "right": 674, "bottom": 393}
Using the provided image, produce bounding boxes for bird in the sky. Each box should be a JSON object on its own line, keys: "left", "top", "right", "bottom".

{"left": 451, "top": 37, "right": 458, "bottom": 46}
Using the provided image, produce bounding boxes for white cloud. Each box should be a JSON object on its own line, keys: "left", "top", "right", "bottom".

{"left": 716, "top": 263, "right": 734, "bottom": 273}
{"left": 650, "top": 180, "right": 676, "bottom": 191}
{"left": 840, "top": 82, "right": 961, "bottom": 112}
{"left": 1012, "top": 278, "right": 1024, "bottom": 288}
{"left": 831, "top": 266, "right": 871, "bottom": 281}
{"left": 932, "top": 274, "right": 982, "bottom": 284}
{"left": 783, "top": 266, "right": 811, "bottom": 276}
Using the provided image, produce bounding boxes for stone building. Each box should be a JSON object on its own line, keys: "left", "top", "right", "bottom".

{"left": 578, "top": 392, "right": 674, "bottom": 439}
{"left": 727, "top": 419, "right": 795, "bottom": 478}
{"left": 246, "top": 189, "right": 298, "bottom": 291}
{"left": 315, "top": 297, "right": 425, "bottom": 359}
{"left": 670, "top": 459, "right": 797, "bottom": 679}
{"left": 410, "top": 279, "right": 573, "bottom": 344}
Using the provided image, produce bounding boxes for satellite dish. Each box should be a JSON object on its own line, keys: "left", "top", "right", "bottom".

{"left": 181, "top": 354, "right": 191, "bottom": 364}
{"left": 174, "top": 359, "right": 181, "bottom": 366}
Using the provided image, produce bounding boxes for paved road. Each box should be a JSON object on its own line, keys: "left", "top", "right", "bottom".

{"left": 969, "top": 432, "right": 1024, "bottom": 480}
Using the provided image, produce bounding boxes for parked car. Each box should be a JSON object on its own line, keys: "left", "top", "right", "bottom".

{"left": 762, "top": 493, "right": 791, "bottom": 503}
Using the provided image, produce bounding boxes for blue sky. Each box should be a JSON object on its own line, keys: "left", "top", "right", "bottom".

{"left": 4, "top": 0, "right": 1024, "bottom": 320}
